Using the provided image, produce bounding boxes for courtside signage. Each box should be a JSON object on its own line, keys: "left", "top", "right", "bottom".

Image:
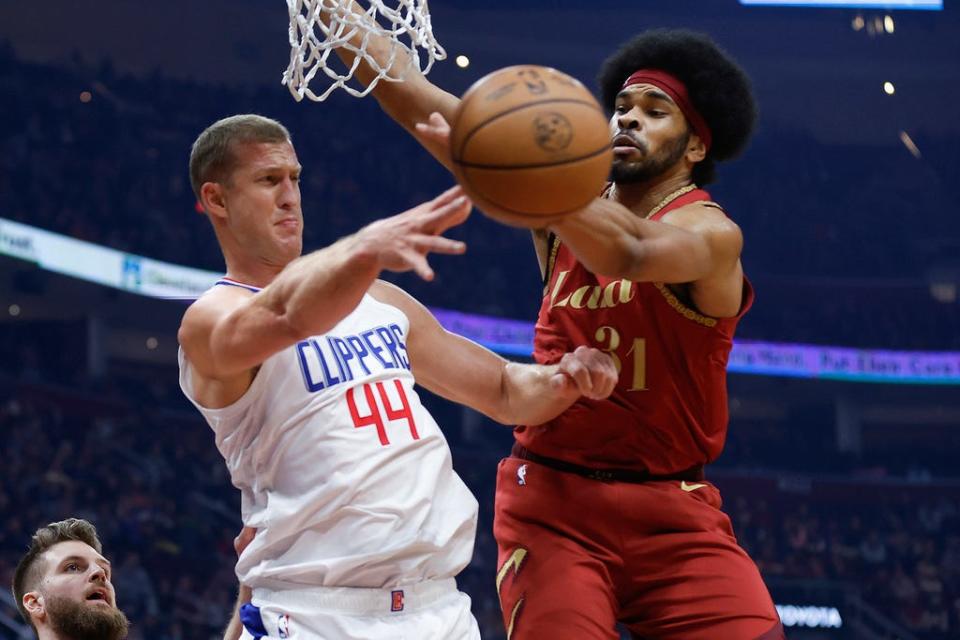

{"left": 775, "top": 604, "right": 843, "bottom": 629}
{"left": 2, "top": 216, "right": 958, "bottom": 384}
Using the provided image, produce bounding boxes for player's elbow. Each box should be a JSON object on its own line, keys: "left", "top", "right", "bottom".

{"left": 279, "top": 308, "right": 317, "bottom": 343}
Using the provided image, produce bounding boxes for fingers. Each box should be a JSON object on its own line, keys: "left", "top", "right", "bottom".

{"left": 410, "top": 234, "right": 467, "bottom": 256}
{"left": 429, "top": 111, "right": 451, "bottom": 131}
{"left": 416, "top": 191, "right": 471, "bottom": 236}
{"left": 410, "top": 254, "right": 435, "bottom": 281}
{"left": 414, "top": 112, "right": 452, "bottom": 143}
{"left": 408, "top": 235, "right": 468, "bottom": 281}
{"left": 385, "top": 236, "right": 467, "bottom": 281}
{"left": 429, "top": 184, "right": 465, "bottom": 207}
{"left": 557, "top": 347, "right": 618, "bottom": 400}
{"left": 558, "top": 351, "right": 593, "bottom": 395}
{"left": 234, "top": 526, "right": 256, "bottom": 557}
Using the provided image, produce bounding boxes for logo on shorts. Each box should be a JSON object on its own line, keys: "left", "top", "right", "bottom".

{"left": 517, "top": 464, "right": 528, "bottom": 486}
{"left": 277, "top": 614, "right": 291, "bottom": 638}
{"left": 680, "top": 481, "right": 707, "bottom": 493}
{"left": 391, "top": 589, "right": 405, "bottom": 612}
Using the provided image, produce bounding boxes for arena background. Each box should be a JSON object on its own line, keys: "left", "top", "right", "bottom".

{"left": 1, "top": 1, "right": 959, "bottom": 638}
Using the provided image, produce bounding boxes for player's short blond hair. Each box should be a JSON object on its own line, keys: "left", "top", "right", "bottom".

{"left": 189, "top": 114, "right": 291, "bottom": 199}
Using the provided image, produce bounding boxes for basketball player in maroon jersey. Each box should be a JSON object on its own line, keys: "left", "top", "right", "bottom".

{"left": 325, "top": 15, "right": 783, "bottom": 639}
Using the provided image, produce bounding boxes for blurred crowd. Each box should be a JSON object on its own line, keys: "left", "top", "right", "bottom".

{"left": 1, "top": 45, "right": 958, "bottom": 350}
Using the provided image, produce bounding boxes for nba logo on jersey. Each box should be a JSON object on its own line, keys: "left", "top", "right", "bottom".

{"left": 517, "top": 464, "right": 528, "bottom": 486}
{"left": 391, "top": 590, "right": 405, "bottom": 612}
{"left": 277, "top": 614, "right": 291, "bottom": 638}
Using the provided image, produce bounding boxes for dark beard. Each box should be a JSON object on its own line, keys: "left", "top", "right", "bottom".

{"left": 46, "top": 595, "right": 130, "bottom": 640}
{"left": 611, "top": 129, "right": 691, "bottom": 184}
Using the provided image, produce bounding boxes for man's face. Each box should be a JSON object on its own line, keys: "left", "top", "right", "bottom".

{"left": 220, "top": 140, "right": 304, "bottom": 267}
{"left": 609, "top": 84, "right": 693, "bottom": 184}
{"left": 29, "top": 540, "right": 129, "bottom": 640}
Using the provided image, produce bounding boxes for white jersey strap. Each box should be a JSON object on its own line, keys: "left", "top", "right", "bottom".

{"left": 215, "top": 277, "right": 262, "bottom": 293}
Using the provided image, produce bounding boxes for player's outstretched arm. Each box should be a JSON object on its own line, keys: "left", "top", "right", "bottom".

{"left": 552, "top": 198, "right": 745, "bottom": 310}
{"left": 179, "top": 187, "right": 471, "bottom": 386}
{"left": 369, "top": 281, "right": 618, "bottom": 425}
{"left": 319, "top": 1, "right": 460, "bottom": 170}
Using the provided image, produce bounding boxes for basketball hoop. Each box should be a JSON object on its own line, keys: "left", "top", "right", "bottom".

{"left": 283, "top": 0, "right": 446, "bottom": 102}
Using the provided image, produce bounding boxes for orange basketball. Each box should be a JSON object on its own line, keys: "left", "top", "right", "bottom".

{"left": 450, "top": 65, "right": 612, "bottom": 228}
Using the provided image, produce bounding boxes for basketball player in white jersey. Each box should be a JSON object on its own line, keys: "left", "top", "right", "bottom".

{"left": 178, "top": 114, "right": 618, "bottom": 640}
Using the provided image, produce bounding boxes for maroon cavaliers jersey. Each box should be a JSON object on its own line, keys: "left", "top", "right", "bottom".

{"left": 516, "top": 188, "right": 753, "bottom": 475}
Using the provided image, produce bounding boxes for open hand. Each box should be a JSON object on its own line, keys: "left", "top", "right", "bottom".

{"left": 356, "top": 185, "right": 472, "bottom": 281}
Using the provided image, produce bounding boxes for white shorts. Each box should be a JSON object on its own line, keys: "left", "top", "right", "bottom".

{"left": 239, "top": 579, "right": 481, "bottom": 640}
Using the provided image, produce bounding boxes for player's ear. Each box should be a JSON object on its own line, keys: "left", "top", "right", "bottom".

{"left": 200, "top": 182, "right": 228, "bottom": 220}
{"left": 686, "top": 134, "right": 707, "bottom": 164}
{"left": 23, "top": 591, "right": 45, "bottom": 622}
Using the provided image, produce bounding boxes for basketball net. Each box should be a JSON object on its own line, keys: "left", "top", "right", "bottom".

{"left": 283, "top": 0, "right": 446, "bottom": 102}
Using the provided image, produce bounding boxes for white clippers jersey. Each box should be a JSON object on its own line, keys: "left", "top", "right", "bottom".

{"left": 179, "top": 279, "right": 479, "bottom": 590}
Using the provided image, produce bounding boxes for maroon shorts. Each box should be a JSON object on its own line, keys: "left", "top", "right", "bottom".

{"left": 493, "top": 457, "right": 784, "bottom": 640}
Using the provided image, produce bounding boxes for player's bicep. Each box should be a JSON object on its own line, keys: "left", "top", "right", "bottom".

{"left": 621, "top": 230, "right": 713, "bottom": 283}
{"left": 624, "top": 216, "right": 742, "bottom": 284}
{"left": 368, "top": 281, "right": 508, "bottom": 418}
{"left": 180, "top": 293, "right": 300, "bottom": 379}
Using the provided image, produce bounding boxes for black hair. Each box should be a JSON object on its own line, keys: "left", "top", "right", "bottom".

{"left": 598, "top": 29, "right": 757, "bottom": 185}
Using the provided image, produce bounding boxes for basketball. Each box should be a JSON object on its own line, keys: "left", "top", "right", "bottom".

{"left": 449, "top": 65, "right": 612, "bottom": 227}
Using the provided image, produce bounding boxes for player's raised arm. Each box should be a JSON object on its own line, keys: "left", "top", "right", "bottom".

{"left": 315, "top": 1, "right": 460, "bottom": 169}
{"left": 369, "top": 280, "right": 618, "bottom": 425}
{"left": 552, "top": 197, "right": 743, "bottom": 286}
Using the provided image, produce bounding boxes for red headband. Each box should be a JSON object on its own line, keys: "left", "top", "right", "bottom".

{"left": 621, "top": 69, "right": 712, "bottom": 152}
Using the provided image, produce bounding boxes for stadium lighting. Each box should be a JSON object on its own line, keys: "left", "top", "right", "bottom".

{"left": 899, "top": 131, "right": 921, "bottom": 158}
{"left": 883, "top": 81, "right": 896, "bottom": 95}
{"left": 455, "top": 55, "right": 470, "bottom": 68}
{"left": 884, "top": 15, "right": 895, "bottom": 32}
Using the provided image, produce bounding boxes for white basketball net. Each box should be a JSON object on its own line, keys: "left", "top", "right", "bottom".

{"left": 283, "top": 0, "right": 446, "bottom": 102}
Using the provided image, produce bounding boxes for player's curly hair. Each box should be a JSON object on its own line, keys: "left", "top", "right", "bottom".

{"left": 598, "top": 29, "right": 757, "bottom": 185}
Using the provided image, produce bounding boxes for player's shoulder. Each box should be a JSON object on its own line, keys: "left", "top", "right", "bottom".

{"left": 179, "top": 285, "right": 254, "bottom": 344}
{"left": 368, "top": 280, "right": 426, "bottom": 317}
{"left": 368, "top": 280, "right": 440, "bottom": 338}
{"left": 663, "top": 199, "right": 742, "bottom": 236}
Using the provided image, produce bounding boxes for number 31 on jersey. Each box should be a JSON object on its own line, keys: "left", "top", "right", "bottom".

{"left": 594, "top": 325, "right": 647, "bottom": 391}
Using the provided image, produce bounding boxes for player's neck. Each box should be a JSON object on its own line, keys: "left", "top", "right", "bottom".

{"left": 36, "top": 627, "right": 61, "bottom": 640}
{"left": 612, "top": 172, "right": 695, "bottom": 219}
{"left": 223, "top": 258, "right": 284, "bottom": 290}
